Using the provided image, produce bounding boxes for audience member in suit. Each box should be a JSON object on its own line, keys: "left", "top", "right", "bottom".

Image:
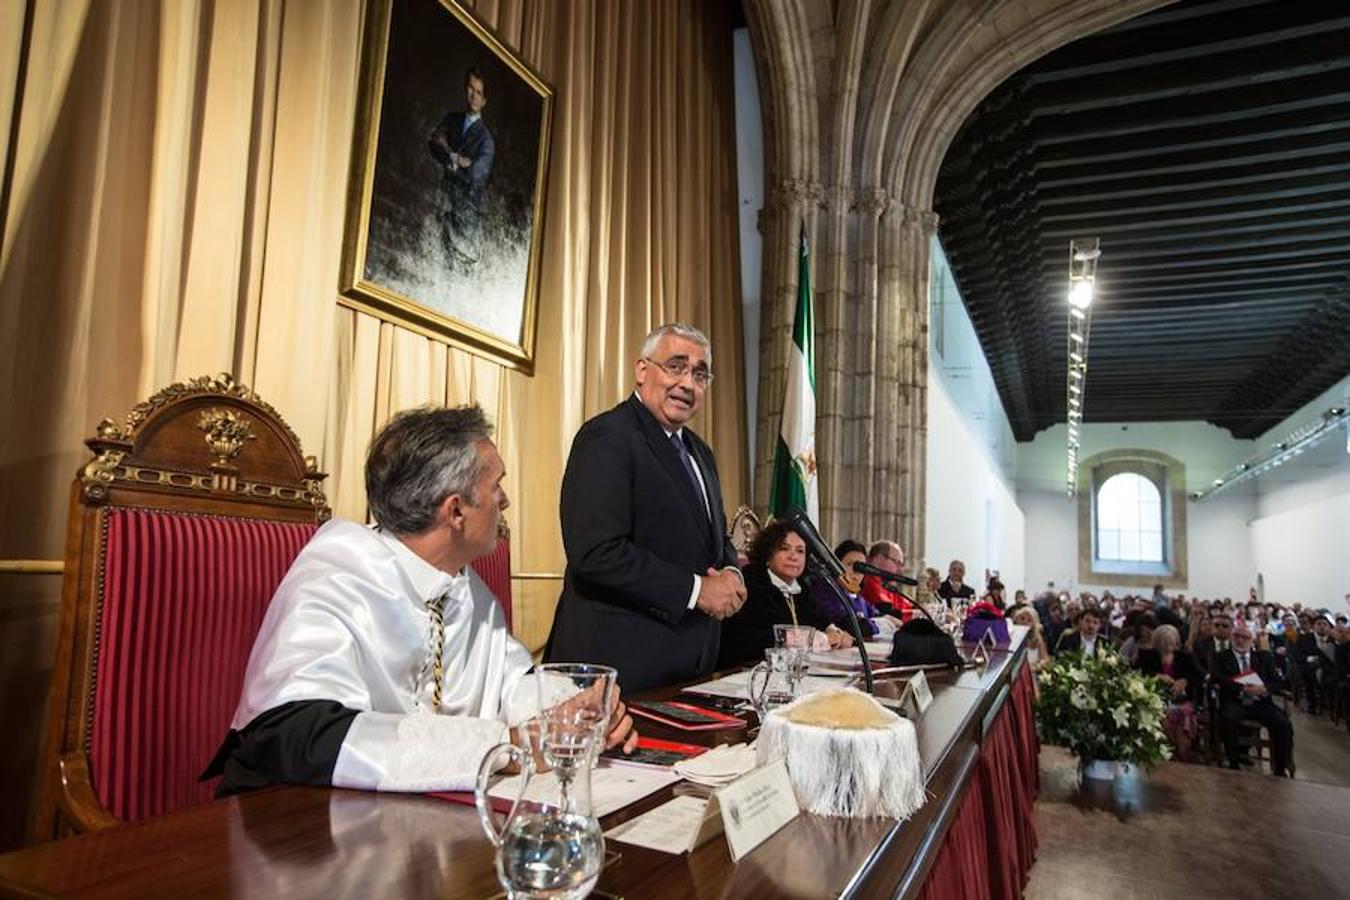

{"left": 1215, "top": 622, "right": 1293, "bottom": 777}
{"left": 718, "top": 520, "right": 853, "bottom": 668}
{"left": 937, "top": 560, "right": 977, "bottom": 608}
{"left": 1138, "top": 624, "right": 1203, "bottom": 761}
{"left": 1194, "top": 612, "right": 1234, "bottom": 675}
{"left": 1056, "top": 606, "right": 1107, "bottom": 657}
{"left": 1333, "top": 624, "right": 1350, "bottom": 729}
{"left": 810, "top": 540, "right": 901, "bottom": 640}
{"left": 1295, "top": 616, "right": 1338, "bottom": 714}
{"left": 547, "top": 324, "right": 745, "bottom": 693}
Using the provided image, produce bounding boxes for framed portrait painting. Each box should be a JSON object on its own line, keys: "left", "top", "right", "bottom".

{"left": 341, "top": 0, "right": 552, "bottom": 373}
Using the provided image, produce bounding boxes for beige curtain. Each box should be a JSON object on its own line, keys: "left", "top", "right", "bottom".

{"left": 0, "top": 0, "right": 746, "bottom": 848}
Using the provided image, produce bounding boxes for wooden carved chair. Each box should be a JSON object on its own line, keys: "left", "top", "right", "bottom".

{"left": 475, "top": 520, "right": 513, "bottom": 633}
{"left": 727, "top": 505, "right": 763, "bottom": 566}
{"left": 34, "top": 374, "right": 330, "bottom": 839}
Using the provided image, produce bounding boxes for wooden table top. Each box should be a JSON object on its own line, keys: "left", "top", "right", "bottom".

{"left": 0, "top": 638, "right": 1025, "bottom": 900}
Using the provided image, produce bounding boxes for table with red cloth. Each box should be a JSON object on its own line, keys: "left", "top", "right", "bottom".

{"left": 0, "top": 635, "right": 1039, "bottom": 899}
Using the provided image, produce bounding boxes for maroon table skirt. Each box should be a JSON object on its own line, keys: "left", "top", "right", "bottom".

{"left": 918, "top": 662, "right": 1040, "bottom": 900}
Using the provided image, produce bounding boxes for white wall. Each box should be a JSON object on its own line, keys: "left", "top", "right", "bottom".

{"left": 1017, "top": 376, "right": 1350, "bottom": 603}
{"left": 925, "top": 240, "right": 1024, "bottom": 593}
{"left": 927, "top": 370, "right": 1026, "bottom": 592}
{"left": 1248, "top": 376, "right": 1350, "bottom": 609}
{"left": 1250, "top": 493, "right": 1350, "bottom": 610}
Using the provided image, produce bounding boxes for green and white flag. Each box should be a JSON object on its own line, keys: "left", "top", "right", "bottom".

{"left": 770, "top": 225, "right": 818, "bottom": 522}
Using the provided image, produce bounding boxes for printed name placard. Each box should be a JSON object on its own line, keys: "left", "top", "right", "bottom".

{"left": 909, "top": 669, "right": 933, "bottom": 715}
{"left": 712, "top": 757, "right": 800, "bottom": 862}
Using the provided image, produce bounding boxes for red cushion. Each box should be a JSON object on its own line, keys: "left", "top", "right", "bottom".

{"left": 470, "top": 536, "right": 513, "bottom": 633}
{"left": 88, "top": 509, "right": 317, "bottom": 821}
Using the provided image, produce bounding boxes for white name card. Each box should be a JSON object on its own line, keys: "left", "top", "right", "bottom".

{"left": 713, "top": 757, "right": 800, "bottom": 862}
{"left": 910, "top": 669, "right": 933, "bottom": 715}
{"left": 606, "top": 759, "right": 799, "bottom": 862}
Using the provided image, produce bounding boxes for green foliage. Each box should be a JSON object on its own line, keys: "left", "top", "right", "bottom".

{"left": 1035, "top": 648, "right": 1172, "bottom": 766}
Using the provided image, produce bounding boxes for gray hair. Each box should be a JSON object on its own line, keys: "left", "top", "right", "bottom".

{"left": 639, "top": 323, "right": 711, "bottom": 362}
{"left": 1153, "top": 624, "right": 1181, "bottom": 652}
{"left": 365, "top": 405, "right": 493, "bottom": 535}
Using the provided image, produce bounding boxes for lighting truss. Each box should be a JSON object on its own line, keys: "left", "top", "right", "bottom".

{"left": 1066, "top": 237, "right": 1100, "bottom": 497}
{"left": 1190, "top": 406, "right": 1349, "bottom": 501}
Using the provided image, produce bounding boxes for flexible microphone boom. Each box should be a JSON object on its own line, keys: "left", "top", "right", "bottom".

{"left": 852, "top": 561, "right": 919, "bottom": 586}
{"left": 779, "top": 508, "right": 873, "bottom": 694}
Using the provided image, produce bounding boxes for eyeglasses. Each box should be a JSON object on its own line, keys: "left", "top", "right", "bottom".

{"left": 644, "top": 356, "right": 714, "bottom": 387}
{"left": 884, "top": 555, "right": 903, "bottom": 566}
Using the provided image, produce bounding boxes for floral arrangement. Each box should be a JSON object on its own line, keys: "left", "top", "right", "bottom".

{"left": 966, "top": 601, "right": 1004, "bottom": 619}
{"left": 1035, "top": 648, "right": 1171, "bottom": 766}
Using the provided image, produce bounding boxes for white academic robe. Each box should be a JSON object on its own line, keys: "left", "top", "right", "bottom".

{"left": 232, "top": 518, "right": 538, "bottom": 792}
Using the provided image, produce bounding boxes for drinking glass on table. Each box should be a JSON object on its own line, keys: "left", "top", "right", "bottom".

{"left": 773, "top": 623, "right": 817, "bottom": 680}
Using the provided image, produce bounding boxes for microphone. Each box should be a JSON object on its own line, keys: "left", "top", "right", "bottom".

{"left": 780, "top": 508, "right": 844, "bottom": 579}
{"left": 852, "top": 561, "right": 919, "bottom": 586}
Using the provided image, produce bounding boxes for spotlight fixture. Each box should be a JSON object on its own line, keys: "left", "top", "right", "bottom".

{"left": 1065, "top": 238, "right": 1100, "bottom": 497}
{"left": 1190, "top": 406, "right": 1350, "bottom": 501}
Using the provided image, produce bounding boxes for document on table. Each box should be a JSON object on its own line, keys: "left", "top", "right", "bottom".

{"left": 684, "top": 669, "right": 848, "bottom": 700}
{"left": 490, "top": 761, "right": 680, "bottom": 818}
{"left": 605, "top": 795, "right": 721, "bottom": 854}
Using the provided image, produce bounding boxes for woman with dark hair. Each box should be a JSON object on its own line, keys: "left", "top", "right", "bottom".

{"left": 810, "top": 539, "right": 903, "bottom": 639}
{"left": 717, "top": 519, "right": 853, "bottom": 668}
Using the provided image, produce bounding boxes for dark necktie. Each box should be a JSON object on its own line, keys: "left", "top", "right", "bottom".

{"left": 1239, "top": 653, "right": 1249, "bottom": 672}
{"left": 671, "top": 432, "right": 709, "bottom": 519}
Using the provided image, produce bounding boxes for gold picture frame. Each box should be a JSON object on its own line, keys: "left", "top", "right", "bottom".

{"left": 340, "top": 0, "right": 553, "bottom": 373}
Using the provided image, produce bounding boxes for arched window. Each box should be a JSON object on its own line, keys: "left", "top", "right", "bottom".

{"left": 1096, "top": 472, "right": 1163, "bottom": 562}
{"left": 1076, "top": 449, "right": 1186, "bottom": 587}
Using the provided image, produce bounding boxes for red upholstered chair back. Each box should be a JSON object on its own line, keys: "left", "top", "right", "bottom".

{"left": 470, "top": 529, "right": 513, "bottom": 632}
{"left": 35, "top": 375, "right": 330, "bottom": 838}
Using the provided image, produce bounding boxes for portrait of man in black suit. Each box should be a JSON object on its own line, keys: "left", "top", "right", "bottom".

{"left": 545, "top": 324, "right": 746, "bottom": 693}
{"left": 427, "top": 67, "right": 496, "bottom": 272}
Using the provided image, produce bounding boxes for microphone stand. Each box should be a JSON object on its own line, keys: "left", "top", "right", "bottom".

{"left": 808, "top": 557, "right": 874, "bottom": 694}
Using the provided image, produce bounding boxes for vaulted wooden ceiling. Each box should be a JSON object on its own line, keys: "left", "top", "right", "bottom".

{"left": 933, "top": 0, "right": 1350, "bottom": 441}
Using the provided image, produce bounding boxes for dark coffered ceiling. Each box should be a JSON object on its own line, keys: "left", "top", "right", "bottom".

{"left": 933, "top": 0, "right": 1350, "bottom": 441}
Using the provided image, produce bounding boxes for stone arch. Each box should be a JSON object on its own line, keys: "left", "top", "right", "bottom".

{"left": 742, "top": 0, "right": 1173, "bottom": 556}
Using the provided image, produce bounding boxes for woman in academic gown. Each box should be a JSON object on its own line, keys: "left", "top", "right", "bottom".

{"left": 717, "top": 518, "right": 852, "bottom": 669}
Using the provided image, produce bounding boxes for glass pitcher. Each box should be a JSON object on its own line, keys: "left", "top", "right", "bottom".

{"left": 475, "top": 664, "right": 615, "bottom": 899}
{"left": 748, "top": 646, "right": 803, "bottom": 719}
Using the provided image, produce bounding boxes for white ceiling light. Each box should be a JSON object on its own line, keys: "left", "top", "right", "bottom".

{"left": 1191, "top": 406, "right": 1350, "bottom": 501}
{"left": 1065, "top": 237, "right": 1100, "bottom": 498}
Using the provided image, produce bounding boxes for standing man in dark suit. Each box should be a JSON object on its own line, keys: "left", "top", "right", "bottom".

{"left": 546, "top": 324, "right": 745, "bottom": 693}
{"left": 1215, "top": 621, "right": 1293, "bottom": 777}
{"left": 427, "top": 68, "right": 495, "bottom": 272}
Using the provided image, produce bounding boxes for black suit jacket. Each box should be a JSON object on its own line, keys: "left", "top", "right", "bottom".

{"left": 1056, "top": 631, "right": 1106, "bottom": 657}
{"left": 1213, "top": 648, "right": 1284, "bottom": 707}
{"left": 546, "top": 396, "right": 739, "bottom": 693}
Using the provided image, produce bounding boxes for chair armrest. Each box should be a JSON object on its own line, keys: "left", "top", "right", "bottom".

{"left": 58, "top": 752, "right": 122, "bottom": 833}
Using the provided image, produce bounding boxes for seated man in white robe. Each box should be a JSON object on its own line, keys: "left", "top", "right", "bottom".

{"left": 204, "top": 405, "right": 636, "bottom": 794}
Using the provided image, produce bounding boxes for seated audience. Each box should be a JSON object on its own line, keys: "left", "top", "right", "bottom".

{"left": 1119, "top": 610, "right": 1158, "bottom": 664}
{"left": 1137, "top": 624, "right": 1202, "bottom": 761}
{"left": 1334, "top": 623, "right": 1350, "bottom": 728}
{"left": 984, "top": 577, "right": 1007, "bottom": 610}
{"left": 937, "top": 559, "right": 976, "bottom": 607}
{"left": 718, "top": 519, "right": 852, "bottom": 668}
{"left": 1056, "top": 606, "right": 1106, "bottom": 657}
{"left": 1010, "top": 605, "right": 1050, "bottom": 672}
{"left": 1296, "top": 615, "right": 1338, "bottom": 715}
{"left": 1196, "top": 611, "right": 1233, "bottom": 675}
{"left": 1184, "top": 606, "right": 1212, "bottom": 656}
{"left": 1215, "top": 621, "right": 1293, "bottom": 777}
{"left": 810, "top": 539, "right": 901, "bottom": 639}
{"left": 204, "top": 405, "right": 637, "bottom": 795}
{"left": 859, "top": 540, "right": 916, "bottom": 622}
{"left": 1045, "top": 600, "right": 1069, "bottom": 653}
